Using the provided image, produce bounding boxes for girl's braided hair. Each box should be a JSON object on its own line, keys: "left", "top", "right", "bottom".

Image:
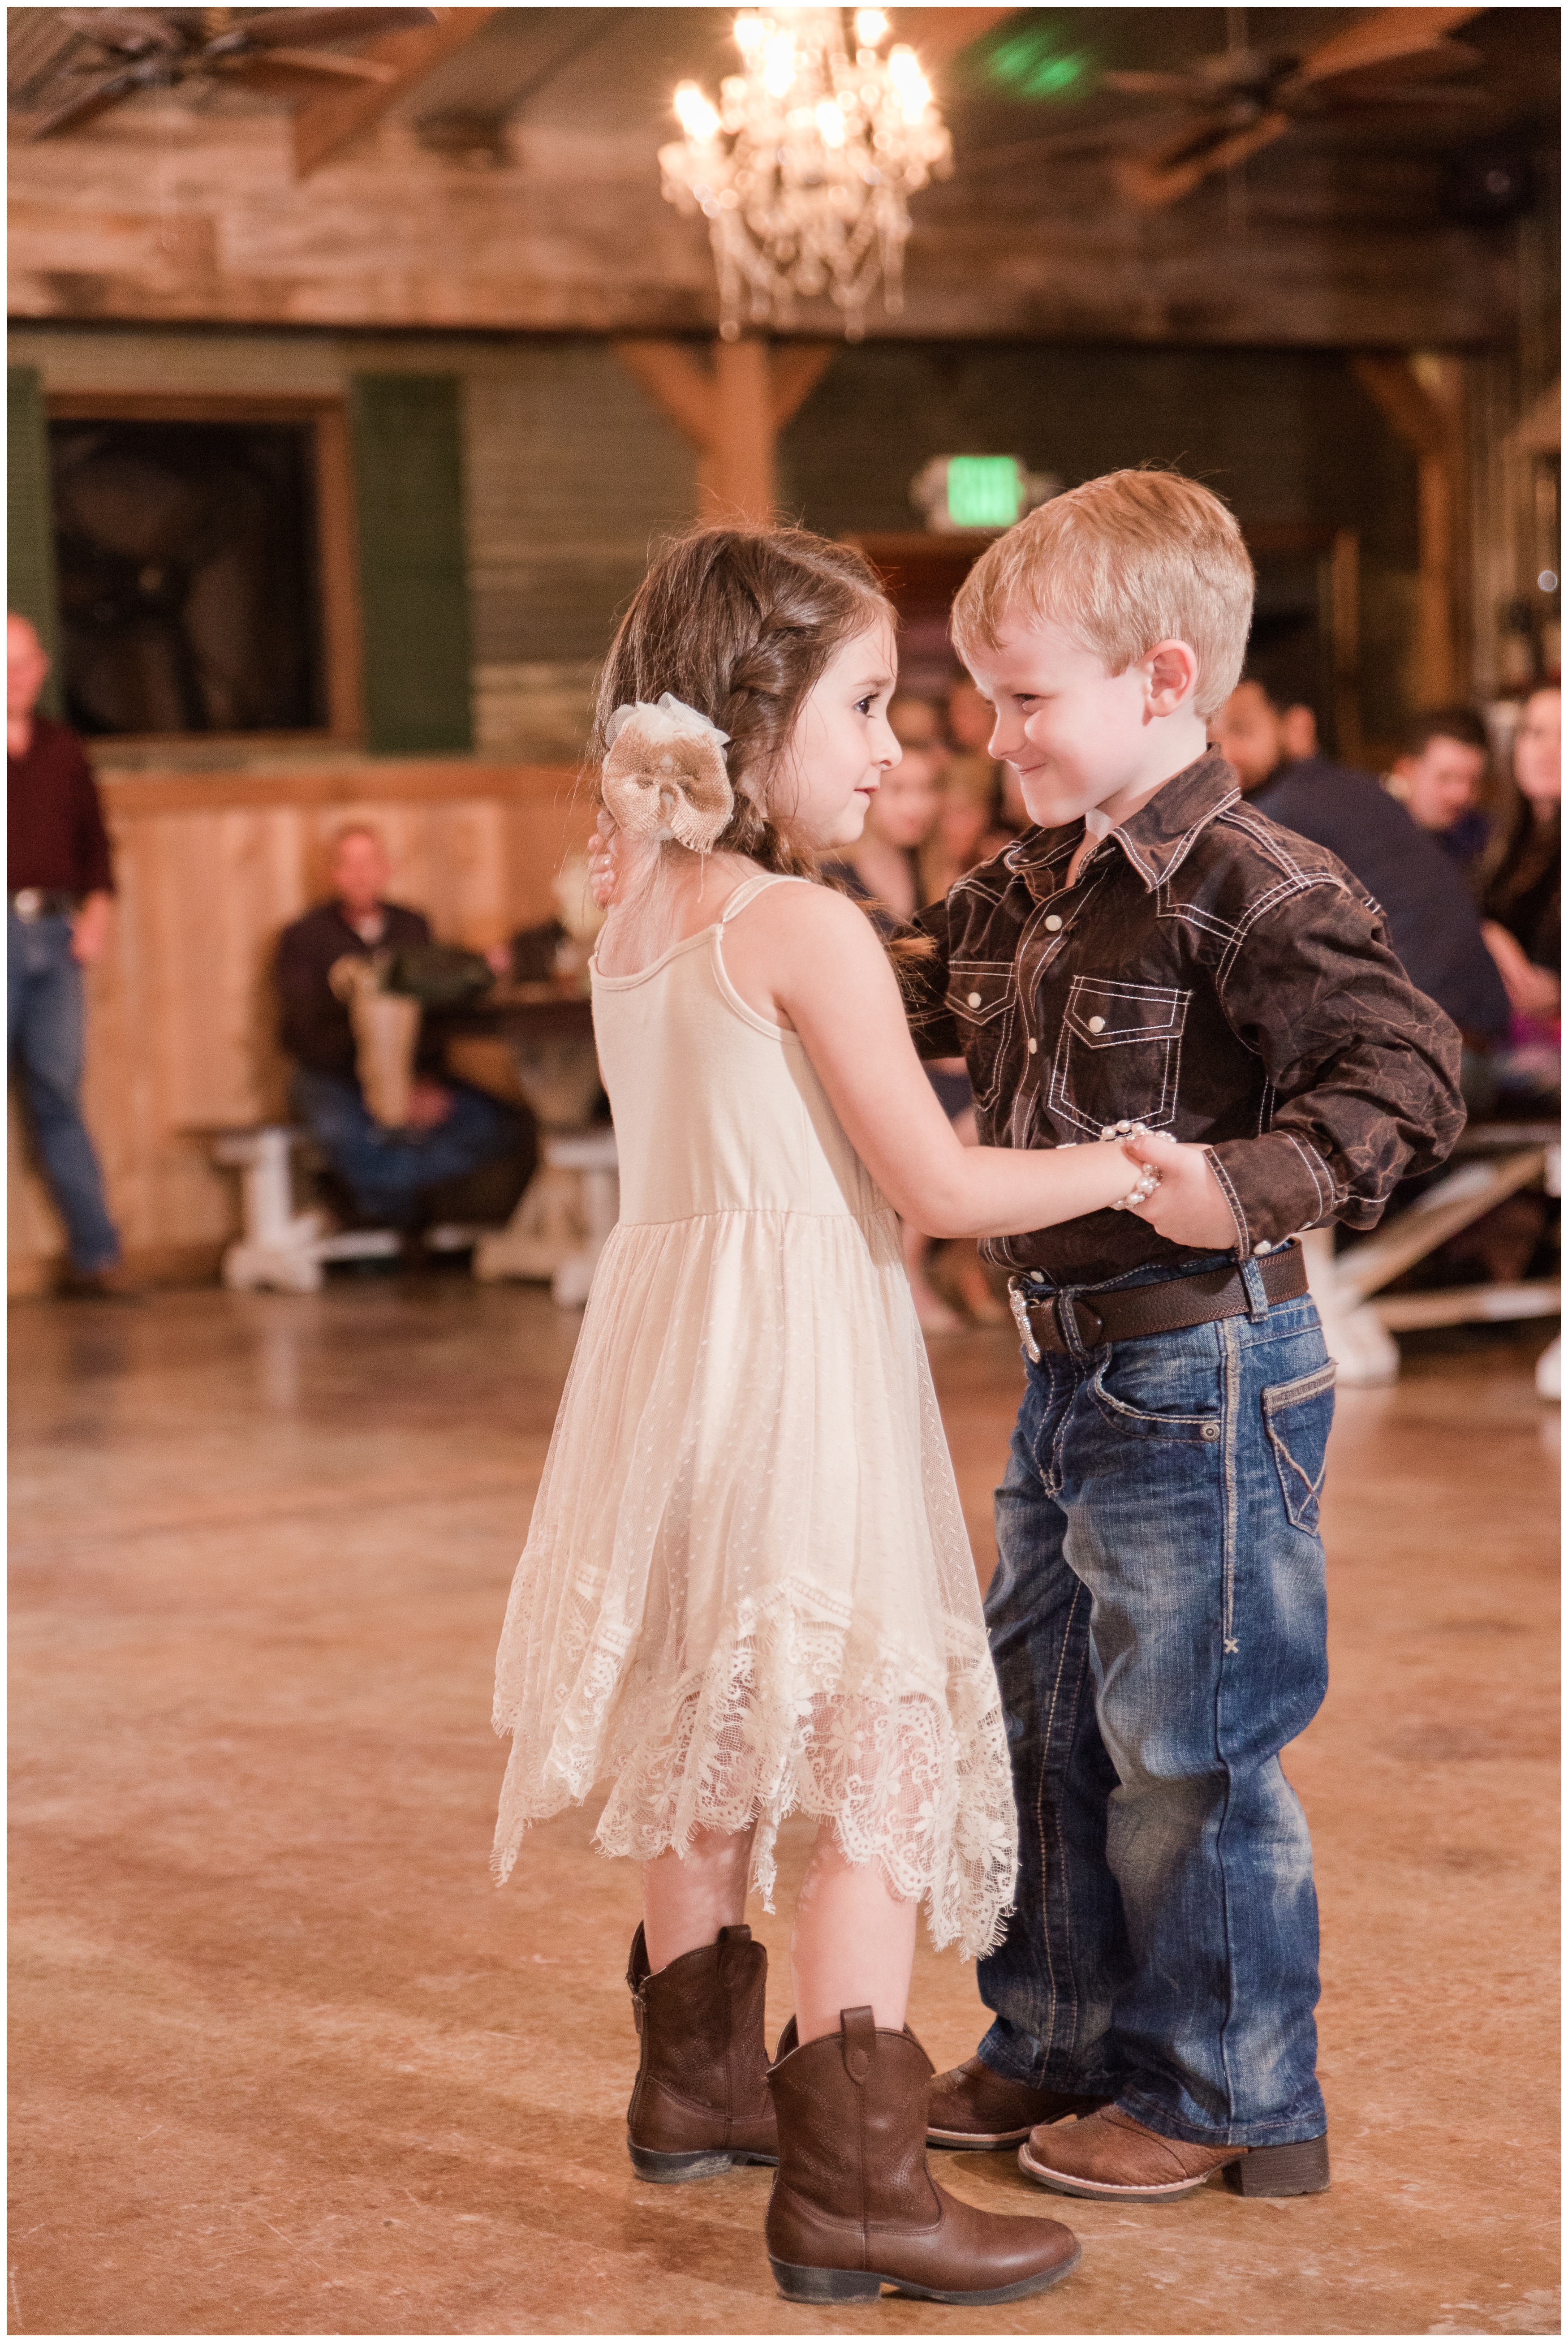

{"left": 591, "top": 525, "right": 896, "bottom": 878}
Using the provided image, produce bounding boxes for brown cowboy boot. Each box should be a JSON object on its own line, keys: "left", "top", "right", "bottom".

{"left": 624, "top": 1922, "right": 779, "bottom": 2183}
{"left": 765, "top": 2009, "right": 1081, "bottom": 2305}
{"left": 1018, "top": 2104, "right": 1330, "bottom": 2202}
{"left": 927, "top": 2055, "right": 1110, "bottom": 2149}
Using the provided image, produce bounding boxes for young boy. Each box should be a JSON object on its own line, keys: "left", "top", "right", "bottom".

{"left": 906, "top": 471, "right": 1464, "bottom": 2201}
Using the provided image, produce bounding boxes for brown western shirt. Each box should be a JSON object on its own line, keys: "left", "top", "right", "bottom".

{"left": 907, "top": 751, "right": 1465, "bottom": 1286}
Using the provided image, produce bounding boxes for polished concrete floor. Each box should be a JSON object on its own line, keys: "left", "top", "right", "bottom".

{"left": 9, "top": 1280, "right": 1560, "bottom": 2337}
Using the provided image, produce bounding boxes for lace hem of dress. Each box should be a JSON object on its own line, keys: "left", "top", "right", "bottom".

{"left": 492, "top": 1580, "right": 1018, "bottom": 1962}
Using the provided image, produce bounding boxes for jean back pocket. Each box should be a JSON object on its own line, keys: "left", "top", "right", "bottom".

{"left": 1262, "top": 1360, "right": 1336, "bottom": 1533}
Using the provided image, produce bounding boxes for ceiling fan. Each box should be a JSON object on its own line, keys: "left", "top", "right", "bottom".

{"left": 23, "top": 6, "right": 440, "bottom": 141}
{"left": 1097, "top": 5, "right": 1490, "bottom": 209}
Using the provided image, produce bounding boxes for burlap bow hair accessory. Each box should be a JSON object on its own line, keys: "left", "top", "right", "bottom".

{"left": 601, "top": 693, "right": 734, "bottom": 852}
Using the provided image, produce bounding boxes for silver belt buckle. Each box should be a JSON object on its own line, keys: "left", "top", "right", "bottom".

{"left": 1008, "top": 1276, "right": 1042, "bottom": 1364}
{"left": 13, "top": 888, "right": 42, "bottom": 921}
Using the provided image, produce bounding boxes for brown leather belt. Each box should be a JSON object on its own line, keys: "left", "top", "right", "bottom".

{"left": 1009, "top": 1243, "right": 1309, "bottom": 1362}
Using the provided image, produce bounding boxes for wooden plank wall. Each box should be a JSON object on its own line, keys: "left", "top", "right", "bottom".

{"left": 8, "top": 760, "right": 587, "bottom": 1293}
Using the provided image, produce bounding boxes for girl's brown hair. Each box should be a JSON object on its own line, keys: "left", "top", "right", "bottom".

{"left": 592, "top": 525, "right": 895, "bottom": 878}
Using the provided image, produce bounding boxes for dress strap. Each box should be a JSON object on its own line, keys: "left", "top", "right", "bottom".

{"left": 717, "top": 872, "right": 806, "bottom": 928}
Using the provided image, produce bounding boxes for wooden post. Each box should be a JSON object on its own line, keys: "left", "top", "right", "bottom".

{"left": 612, "top": 340, "right": 835, "bottom": 525}
{"left": 1353, "top": 353, "right": 1465, "bottom": 706}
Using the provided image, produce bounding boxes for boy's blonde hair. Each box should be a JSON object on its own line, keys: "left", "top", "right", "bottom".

{"left": 950, "top": 469, "right": 1254, "bottom": 721}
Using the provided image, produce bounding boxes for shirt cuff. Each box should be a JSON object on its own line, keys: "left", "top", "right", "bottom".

{"left": 1204, "top": 1132, "right": 1343, "bottom": 1256}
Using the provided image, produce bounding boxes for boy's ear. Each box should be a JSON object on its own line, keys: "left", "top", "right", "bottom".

{"left": 1144, "top": 638, "right": 1199, "bottom": 715}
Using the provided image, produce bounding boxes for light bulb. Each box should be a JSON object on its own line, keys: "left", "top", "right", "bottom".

{"left": 816, "top": 98, "right": 846, "bottom": 147}
{"left": 763, "top": 30, "right": 796, "bottom": 96}
{"left": 674, "top": 80, "right": 720, "bottom": 141}
{"left": 853, "top": 7, "right": 888, "bottom": 45}
{"left": 732, "top": 11, "right": 766, "bottom": 56}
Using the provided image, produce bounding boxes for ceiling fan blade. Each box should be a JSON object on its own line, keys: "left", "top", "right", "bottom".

{"left": 25, "top": 65, "right": 160, "bottom": 138}
{"left": 1116, "top": 110, "right": 1291, "bottom": 209}
{"left": 1291, "top": 6, "right": 1486, "bottom": 88}
{"left": 1098, "top": 70, "right": 1201, "bottom": 98}
{"left": 207, "top": 7, "right": 436, "bottom": 53}
{"left": 223, "top": 47, "right": 403, "bottom": 85}
{"left": 56, "top": 8, "right": 185, "bottom": 55}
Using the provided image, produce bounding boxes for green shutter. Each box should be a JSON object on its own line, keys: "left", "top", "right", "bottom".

{"left": 349, "top": 374, "right": 473, "bottom": 753}
{"left": 6, "top": 367, "right": 63, "bottom": 718}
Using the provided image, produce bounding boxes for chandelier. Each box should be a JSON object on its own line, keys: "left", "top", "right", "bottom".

{"left": 659, "top": 9, "right": 952, "bottom": 343}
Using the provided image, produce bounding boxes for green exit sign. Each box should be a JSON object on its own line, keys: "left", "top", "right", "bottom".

{"left": 946, "top": 456, "right": 1024, "bottom": 529}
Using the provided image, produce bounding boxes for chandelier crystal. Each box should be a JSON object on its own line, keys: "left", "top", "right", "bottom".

{"left": 659, "top": 8, "right": 952, "bottom": 342}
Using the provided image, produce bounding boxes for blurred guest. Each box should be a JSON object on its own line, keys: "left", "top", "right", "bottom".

{"left": 1386, "top": 707, "right": 1492, "bottom": 873}
{"left": 276, "top": 825, "right": 534, "bottom": 1233}
{"left": 1213, "top": 678, "right": 1509, "bottom": 1046}
{"left": 922, "top": 756, "right": 1008, "bottom": 904}
{"left": 1280, "top": 701, "right": 1320, "bottom": 761}
{"left": 1480, "top": 684, "right": 1561, "bottom": 1030}
{"left": 887, "top": 693, "right": 948, "bottom": 758}
{"left": 834, "top": 723, "right": 943, "bottom": 926}
{"left": 6, "top": 612, "right": 133, "bottom": 1298}
{"left": 948, "top": 674, "right": 1027, "bottom": 830}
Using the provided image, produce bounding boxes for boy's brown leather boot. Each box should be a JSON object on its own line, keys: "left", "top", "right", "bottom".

{"left": 624, "top": 1922, "right": 779, "bottom": 2182}
{"left": 764, "top": 2007, "right": 1081, "bottom": 2305}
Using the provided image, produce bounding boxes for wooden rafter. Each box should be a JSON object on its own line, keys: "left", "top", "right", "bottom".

{"left": 292, "top": 7, "right": 501, "bottom": 178}
{"left": 614, "top": 341, "right": 837, "bottom": 524}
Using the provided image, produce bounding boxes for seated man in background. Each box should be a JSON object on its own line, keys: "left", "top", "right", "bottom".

{"left": 1214, "top": 678, "right": 1510, "bottom": 1052}
{"left": 276, "top": 825, "right": 535, "bottom": 1235}
{"left": 1385, "top": 706, "right": 1492, "bottom": 873}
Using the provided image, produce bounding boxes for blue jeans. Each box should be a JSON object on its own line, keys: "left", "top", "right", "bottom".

{"left": 291, "top": 1068, "right": 526, "bottom": 1230}
{"left": 7, "top": 910, "right": 121, "bottom": 1273}
{"left": 977, "top": 1266, "right": 1333, "bottom": 2148}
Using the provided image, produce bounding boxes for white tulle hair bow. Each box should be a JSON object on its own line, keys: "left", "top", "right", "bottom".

{"left": 601, "top": 693, "right": 734, "bottom": 852}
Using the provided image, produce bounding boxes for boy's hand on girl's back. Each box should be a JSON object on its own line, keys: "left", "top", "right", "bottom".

{"left": 1122, "top": 1132, "right": 1241, "bottom": 1253}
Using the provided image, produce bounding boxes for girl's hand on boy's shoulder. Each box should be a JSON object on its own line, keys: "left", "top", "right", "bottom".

{"left": 1121, "top": 1132, "right": 1240, "bottom": 1252}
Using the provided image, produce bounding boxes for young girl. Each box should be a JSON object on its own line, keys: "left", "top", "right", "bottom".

{"left": 491, "top": 527, "right": 1162, "bottom": 2308}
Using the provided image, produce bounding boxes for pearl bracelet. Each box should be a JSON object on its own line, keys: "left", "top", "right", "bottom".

{"left": 1099, "top": 1117, "right": 1163, "bottom": 1213}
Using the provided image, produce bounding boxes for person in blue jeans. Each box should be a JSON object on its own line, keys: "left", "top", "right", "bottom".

{"left": 275, "top": 826, "right": 534, "bottom": 1233}
{"left": 6, "top": 613, "right": 130, "bottom": 1296}
{"left": 902, "top": 473, "right": 1465, "bottom": 2202}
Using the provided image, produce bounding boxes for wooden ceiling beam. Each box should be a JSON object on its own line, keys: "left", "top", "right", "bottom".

{"left": 291, "top": 7, "right": 501, "bottom": 178}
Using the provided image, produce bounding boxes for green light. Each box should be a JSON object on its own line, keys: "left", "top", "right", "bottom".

{"left": 986, "top": 21, "right": 1091, "bottom": 102}
{"left": 947, "top": 457, "right": 1022, "bottom": 530}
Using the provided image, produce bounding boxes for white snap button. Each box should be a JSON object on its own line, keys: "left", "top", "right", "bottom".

{"left": 1045, "top": 914, "right": 1063, "bottom": 931}
{"left": 1026, "top": 1037, "right": 1038, "bottom": 1054}
{"left": 967, "top": 990, "right": 982, "bottom": 1008}
{"left": 1087, "top": 1015, "right": 1106, "bottom": 1033}
{"left": 1201, "top": 1421, "right": 1221, "bottom": 1442}
{"left": 1254, "top": 1240, "right": 1272, "bottom": 1255}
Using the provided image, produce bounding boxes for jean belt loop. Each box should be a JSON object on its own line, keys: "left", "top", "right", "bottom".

{"left": 1054, "top": 1287, "right": 1095, "bottom": 1367}
{"left": 1239, "top": 1253, "right": 1272, "bottom": 1321}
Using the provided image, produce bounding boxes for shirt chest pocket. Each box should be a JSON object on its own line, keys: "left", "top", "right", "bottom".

{"left": 1047, "top": 977, "right": 1190, "bottom": 1136}
{"left": 945, "top": 962, "right": 1015, "bottom": 1102}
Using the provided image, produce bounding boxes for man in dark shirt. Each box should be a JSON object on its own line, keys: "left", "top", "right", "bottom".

{"left": 1213, "top": 678, "right": 1509, "bottom": 1045}
{"left": 6, "top": 611, "right": 130, "bottom": 1296}
{"left": 275, "top": 825, "right": 534, "bottom": 1231}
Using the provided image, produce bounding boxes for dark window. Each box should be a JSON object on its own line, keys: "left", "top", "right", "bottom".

{"left": 49, "top": 418, "right": 327, "bottom": 737}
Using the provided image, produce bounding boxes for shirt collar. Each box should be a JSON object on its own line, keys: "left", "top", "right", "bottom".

{"left": 1004, "top": 750, "right": 1241, "bottom": 896}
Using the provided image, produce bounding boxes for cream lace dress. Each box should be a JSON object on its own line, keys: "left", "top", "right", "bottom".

{"left": 491, "top": 874, "right": 1017, "bottom": 1957}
